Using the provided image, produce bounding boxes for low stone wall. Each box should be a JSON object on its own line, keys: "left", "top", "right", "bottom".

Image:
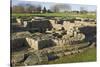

{"left": 26, "top": 38, "right": 56, "bottom": 50}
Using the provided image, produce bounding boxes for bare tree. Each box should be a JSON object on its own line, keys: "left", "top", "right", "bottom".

{"left": 50, "top": 4, "right": 59, "bottom": 12}
{"left": 50, "top": 4, "right": 71, "bottom": 12}
{"left": 36, "top": 5, "right": 42, "bottom": 13}
{"left": 24, "top": 4, "right": 36, "bottom": 13}
{"left": 12, "top": 4, "right": 42, "bottom": 13}
{"left": 80, "top": 6, "right": 88, "bottom": 14}
{"left": 12, "top": 5, "right": 25, "bottom": 13}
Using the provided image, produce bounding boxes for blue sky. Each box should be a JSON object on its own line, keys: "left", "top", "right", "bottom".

{"left": 11, "top": 0, "right": 96, "bottom": 11}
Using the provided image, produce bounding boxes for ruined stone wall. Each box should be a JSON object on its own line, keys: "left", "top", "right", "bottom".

{"left": 26, "top": 38, "right": 56, "bottom": 50}
{"left": 52, "top": 39, "right": 66, "bottom": 46}
{"left": 38, "top": 39, "right": 56, "bottom": 49}
{"left": 52, "top": 33, "right": 85, "bottom": 46}
{"left": 26, "top": 20, "right": 53, "bottom": 32}
{"left": 26, "top": 38, "right": 39, "bottom": 50}
{"left": 49, "top": 19, "right": 63, "bottom": 30}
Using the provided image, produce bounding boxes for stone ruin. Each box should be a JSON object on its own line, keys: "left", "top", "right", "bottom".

{"left": 11, "top": 27, "right": 85, "bottom": 51}
{"left": 11, "top": 16, "right": 96, "bottom": 33}
{"left": 11, "top": 17, "right": 88, "bottom": 51}
{"left": 11, "top": 16, "right": 96, "bottom": 66}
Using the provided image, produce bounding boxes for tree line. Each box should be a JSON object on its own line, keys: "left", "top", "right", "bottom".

{"left": 11, "top": 4, "right": 53, "bottom": 13}
{"left": 11, "top": 4, "right": 89, "bottom": 14}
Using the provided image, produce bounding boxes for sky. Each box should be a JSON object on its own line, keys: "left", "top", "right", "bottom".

{"left": 11, "top": 0, "right": 96, "bottom": 11}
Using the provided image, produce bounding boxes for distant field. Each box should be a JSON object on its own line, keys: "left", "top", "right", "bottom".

{"left": 12, "top": 12, "right": 96, "bottom": 19}
{"left": 48, "top": 47, "right": 96, "bottom": 64}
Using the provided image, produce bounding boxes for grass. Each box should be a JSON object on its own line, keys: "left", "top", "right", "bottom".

{"left": 48, "top": 47, "right": 96, "bottom": 64}
{"left": 12, "top": 12, "right": 96, "bottom": 19}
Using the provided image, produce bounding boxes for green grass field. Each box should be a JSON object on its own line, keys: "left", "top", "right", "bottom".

{"left": 48, "top": 47, "right": 96, "bottom": 64}
{"left": 12, "top": 12, "right": 96, "bottom": 19}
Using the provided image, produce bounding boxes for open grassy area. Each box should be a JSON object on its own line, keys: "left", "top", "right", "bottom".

{"left": 12, "top": 12, "right": 96, "bottom": 19}
{"left": 48, "top": 47, "right": 96, "bottom": 64}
